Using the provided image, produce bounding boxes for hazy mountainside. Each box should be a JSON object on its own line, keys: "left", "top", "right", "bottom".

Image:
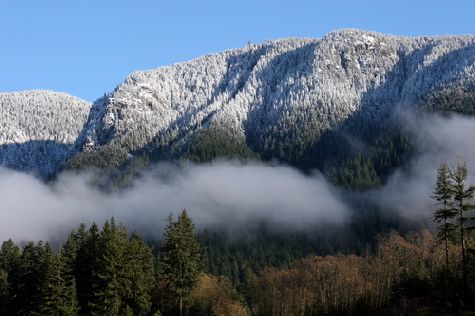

{"left": 2, "top": 29, "right": 475, "bottom": 177}
{"left": 0, "top": 90, "right": 90, "bottom": 177}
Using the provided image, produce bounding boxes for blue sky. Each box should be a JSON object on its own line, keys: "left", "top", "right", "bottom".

{"left": 1, "top": 0, "right": 474, "bottom": 102}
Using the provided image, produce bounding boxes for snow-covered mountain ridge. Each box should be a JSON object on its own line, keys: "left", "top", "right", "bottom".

{"left": 80, "top": 30, "right": 475, "bottom": 158}
{"left": 1, "top": 29, "right": 475, "bottom": 176}
{"left": 0, "top": 90, "right": 91, "bottom": 177}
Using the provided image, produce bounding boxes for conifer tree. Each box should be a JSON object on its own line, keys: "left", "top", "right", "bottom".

{"left": 62, "top": 227, "right": 91, "bottom": 313}
{"left": 450, "top": 161, "right": 475, "bottom": 292}
{"left": 62, "top": 229, "right": 79, "bottom": 277}
{"left": 159, "top": 210, "right": 202, "bottom": 316}
{"left": 79, "top": 223, "right": 100, "bottom": 314}
{"left": 124, "top": 232, "right": 155, "bottom": 315}
{"left": 11, "top": 241, "right": 48, "bottom": 315}
{"left": 0, "top": 268, "right": 8, "bottom": 314}
{"left": 63, "top": 278, "right": 79, "bottom": 316}
{"left": 0, "top": 239, "right": 21, "bottom": 271}
{"left": 39, "top": 247, "right": 63, "bottom": 315}
{"left": 433, "top": 162, "right": 457, "bottom": 271}
{"left": 92, "top": 218, "right": 129, "bottom": 315}
{"left": 39, "top": 248, "right": 78, "bottom": 316}
{"left": 0, "top": 239, "right": 20, "bottom": 315}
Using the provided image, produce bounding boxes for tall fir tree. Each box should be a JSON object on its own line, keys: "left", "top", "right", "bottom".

{"left": 11, "top": 241, "right": 49, "bottom": 315}
{"left": 62, "top": 229, "right": 79, "bottom": 279}
{"left": 80, "top": 223, "right": 101, "bottom": 315}
{"left": 39, "top": 248, "right": 78, "bottom": 316}
{"left": 433, "top": 162, "right": 457, "bottom": 271}
{"left": 124, "top": 232, "right": 155, "bottom": 315}
{"left": 0, "top": 268, "right": 8, "bottom": 313}
{"left": 159, "top": 210, "right": 202, "bottom": 316}
{"left": 62, "top": 222, "right": 95, "bottom": 315}
{"left": 91, "top": 218, "right": 129, "bottom": 316}
{"left": 0, "top": 239, "right": 20, "bottom": 315}
{"left": 450, "top": 161, "right": 475, "bottom": 293}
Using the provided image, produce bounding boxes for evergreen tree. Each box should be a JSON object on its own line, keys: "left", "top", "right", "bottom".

{"left": 79, "top": 223, "right": 100, "bottom": 314}
{"left": 62, "top": 229, "right": 79, "bottom": 278}
{"left": 124, "top": 232, "right": 155, "bottom": 315}
{"left": 433, "top": 162, "right": 457, "bottom": 271}
{"left": 450, "top": 161, "right": 475, "bottom": 293}
{"left": 39, "top": 245, "right": 62, "bottom": 315}
{"left": 91, "top": 218, "right": 129, "bottom": 315}
{"left": 11, "top": 241, "right": 49, "bottom": 315}
{"left": 0, "top": 239, "right": 20, "bottom": 315}
{"left": 159, "top": 210, "right": 202, "bottom": 316}
{"left": 62, "top": 226, "right": 90, "bottom": 314}
{"left": 0, "top": 268, "right": 8, "bottom": 313}
{"left": 39, "top": 248, "right": 78, "bottom": 316}
{"left": 63, "top": 278, "right": 79, "bottom": 316}
{"left": 0, "top": 239, "right": 21, "bottom": 271}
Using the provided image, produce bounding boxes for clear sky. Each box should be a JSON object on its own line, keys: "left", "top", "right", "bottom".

{"left": 1, "top": 0, "right": 474, "bottom": 102}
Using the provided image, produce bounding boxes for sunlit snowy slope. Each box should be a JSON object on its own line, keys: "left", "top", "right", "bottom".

{"left": 79, "top": 30, "right": 475, "bottom": 158}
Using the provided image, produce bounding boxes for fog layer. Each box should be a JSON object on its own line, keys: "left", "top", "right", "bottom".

{"left": 0, "top": 113, "right": 474, "bottom": 242}
{"left": 0, "top": 162, "right": 348, "bottom": 242}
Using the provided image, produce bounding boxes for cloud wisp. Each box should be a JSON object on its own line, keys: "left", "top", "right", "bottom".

{"left": 372, "top": 112, "right": 475, "bottom": 218}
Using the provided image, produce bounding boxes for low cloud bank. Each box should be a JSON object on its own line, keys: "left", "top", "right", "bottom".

{"left": 0, "top": 162, "right": 349, "bottom": 242}
{"left": 0, "top": 112, "right": 474, "bottom": 242}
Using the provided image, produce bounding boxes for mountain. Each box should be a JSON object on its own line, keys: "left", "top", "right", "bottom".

{"left": 2, "top": 29, "right": 475, "bottom": 178}
{"left": 0, "top": 90, "right": 90, "bottom": 177}
{"left": 72, "top": 30, "right": 475, "bottom": 167}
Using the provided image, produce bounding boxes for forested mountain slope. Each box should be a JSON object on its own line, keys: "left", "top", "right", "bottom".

{"left": 0, "top": 90, "right": 91, "bottom": 177}
{"left": 72, "top": 29, "right": 475, "bottom": 169}
{"left": 2, "top": 30, "right": 475, "bottom": 177}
